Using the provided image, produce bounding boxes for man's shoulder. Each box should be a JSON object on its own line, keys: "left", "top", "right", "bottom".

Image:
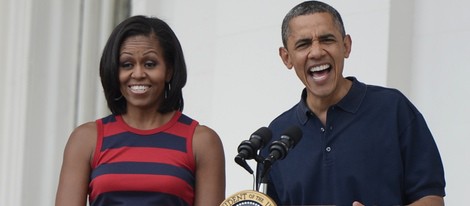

{"left": 269, "top": 103, "right": 300, "bottom": 128}
{"left": 364, "top": 83, "right": 408, "bottom": 102}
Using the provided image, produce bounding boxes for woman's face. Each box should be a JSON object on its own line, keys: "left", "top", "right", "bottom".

{"left": 118, "top": 34, "right": 171, "bottom": 111}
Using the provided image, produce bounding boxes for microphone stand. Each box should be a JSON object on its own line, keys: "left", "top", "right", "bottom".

{"left": 254, "top": 155, "right": 270, "bottom": 194}
{"left": 258, "top": 171, "right": 270, "bottom": 194}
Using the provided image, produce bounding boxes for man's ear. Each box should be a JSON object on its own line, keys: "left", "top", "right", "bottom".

{"left": 279, "top": 47, "right": 293, "bottom": 69}
{"left": 343, "top": 34, "right": 352, "bottom": 58}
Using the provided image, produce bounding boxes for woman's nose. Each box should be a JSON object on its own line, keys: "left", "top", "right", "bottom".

{"left": 131, "top": 64, "right": 146, "bottom": 78}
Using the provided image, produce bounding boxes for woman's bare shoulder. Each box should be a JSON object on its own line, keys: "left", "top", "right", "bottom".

{"left": 194, "top": 125, "right": 220, "bottom": 141}
{"left": 192, "top": 124, "right": 224, "bottom": 158}
{"left": 64, "top": 121, "right": 97, "bottom": 159}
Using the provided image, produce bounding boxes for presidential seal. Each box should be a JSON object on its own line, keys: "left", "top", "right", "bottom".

{"left": 220, "top": 190, "right": 276, "bottom": 206}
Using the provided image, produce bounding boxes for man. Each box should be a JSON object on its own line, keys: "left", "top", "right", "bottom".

{"left": 259, "top": 1, "right": 445, "bottom": 205}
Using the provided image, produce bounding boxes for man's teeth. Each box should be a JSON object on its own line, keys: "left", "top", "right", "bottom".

{"left": 310, "top": 64, "right": 330, "bottom": 72}
{"left": 130, "top": 85, "right": 149, "bottom": 92}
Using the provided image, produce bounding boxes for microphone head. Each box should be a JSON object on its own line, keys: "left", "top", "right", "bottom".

{"left": 250, "top": 126, "right": 272, "bottom": 148}
{"left": 281, "top": 126, "right": 303, "bottom": 147}
{"left": 262, "top": 126, "right": 303, "bottom": 178}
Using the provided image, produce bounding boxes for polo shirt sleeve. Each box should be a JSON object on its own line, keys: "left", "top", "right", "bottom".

{"left": 397, "top": 97, "right": 446, "bottom": 203}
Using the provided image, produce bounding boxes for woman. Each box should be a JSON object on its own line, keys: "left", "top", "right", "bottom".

{"left": 55, "top": 15, "right": 225, "bottom": 206}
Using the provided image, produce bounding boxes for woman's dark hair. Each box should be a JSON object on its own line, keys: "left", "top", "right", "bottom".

{"left": 100, "top": 15, "right": 186, "bottom": 115}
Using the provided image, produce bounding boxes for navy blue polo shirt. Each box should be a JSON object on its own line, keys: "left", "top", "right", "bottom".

{"left": 260, "top": 77, "right": 445, "bottom": 205}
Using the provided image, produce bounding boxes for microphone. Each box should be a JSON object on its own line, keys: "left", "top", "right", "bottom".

{"left": 261, "top": 126, "right": 303, "bottom": 177}
{"left": 235, "top": 127, "right": 272, "bottom": 174}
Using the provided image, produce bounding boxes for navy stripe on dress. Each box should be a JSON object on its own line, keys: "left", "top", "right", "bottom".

{"left": 178, "top": 114, "right": 193, "bottom": 125}
{"left": 101, "top": 115, "right": 117, "bottom": 124}
{"left": 90, "top": 191, "right": 190, "bottom": 206}
{"left": 101, "top": 132, "right": 187, "bottom": 152}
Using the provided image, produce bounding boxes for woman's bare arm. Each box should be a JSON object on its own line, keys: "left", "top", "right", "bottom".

{"left": 192, "top": 125, "right": 226, "bottom": 206}
{"left": 55, "top": 122, "right": 96, "bottom": 206}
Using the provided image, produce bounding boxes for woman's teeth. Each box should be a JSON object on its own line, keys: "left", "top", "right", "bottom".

{"left": 129, "top": 85, "right": 149, "bottom": 93}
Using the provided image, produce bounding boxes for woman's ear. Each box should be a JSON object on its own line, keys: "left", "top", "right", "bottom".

{"left": 166, "top": 69, "right": 173, "bottom": 82}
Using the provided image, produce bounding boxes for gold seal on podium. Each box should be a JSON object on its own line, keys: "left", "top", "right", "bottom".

{"left": 220, "top": 190, "right": 276, "bottom": 206}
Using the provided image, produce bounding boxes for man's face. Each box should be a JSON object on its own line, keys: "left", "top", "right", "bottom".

{"left": 279, "top": 12, "right": 351, "bottom": 101}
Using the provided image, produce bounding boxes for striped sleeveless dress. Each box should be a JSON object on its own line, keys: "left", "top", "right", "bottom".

{"left": 89, "top": 111, "right": 198, "bottom": 206}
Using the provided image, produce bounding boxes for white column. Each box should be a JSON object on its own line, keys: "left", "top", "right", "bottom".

{"left": 0, "top": 0, "right": 32, "bottom": 205}
{"left": 76, "top": 0, "right": 120, "bottom": 126}
{"left": 0, "top": 0, "right": 128, "bottom": 205}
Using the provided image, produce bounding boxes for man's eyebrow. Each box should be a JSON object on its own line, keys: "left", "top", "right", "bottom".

{"left": 318, "top": 33, "right": 336, "bottom": 40}
{"left": 294, "top": 37, "right": 312, "bottom": 46}
{"left": 294, "top": 33, "right": 337, "bottom": 45}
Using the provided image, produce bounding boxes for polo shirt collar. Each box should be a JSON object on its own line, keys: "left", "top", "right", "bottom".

{"left": 295, "top": 76, "right": 366, "bottom": 124}
{"left": 337, "top": 76, "right": 366, "bottom": 113}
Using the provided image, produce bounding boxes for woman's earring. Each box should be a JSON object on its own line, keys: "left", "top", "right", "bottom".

{"left": 164, "top": 82, "right": 171, "bottom": 99}
{"left": 114, "top": 94, "right": 123, "bottom": 101}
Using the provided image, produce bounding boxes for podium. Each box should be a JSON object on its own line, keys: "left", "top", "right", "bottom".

{"left": 220, "top": 190, "right": 276, "bottom": 206}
